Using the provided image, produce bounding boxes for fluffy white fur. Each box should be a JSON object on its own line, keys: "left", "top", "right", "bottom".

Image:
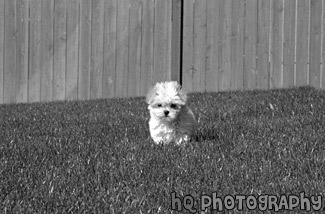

{"left": 146, "top": 81, "right": 196, "bottom": 145}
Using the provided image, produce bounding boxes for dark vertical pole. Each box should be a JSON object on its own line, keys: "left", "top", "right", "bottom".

{"left": 171, "top": 0, "right": 183, "bottom": 84}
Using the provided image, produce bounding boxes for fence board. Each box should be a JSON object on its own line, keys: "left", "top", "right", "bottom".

{"left": 103, "top": 0, "right": 117, "bottom": 98}
{"left": 244, "top": 0, "right": 257, "bottom": 90}
{"left": 166, "top": 0, "right": 172, "bottom": 81}
{"left": 283, "top": 0, "right": 296, "bottom": 88}
{"left": 153, "top": 0, "right": 170, "bottom": 83}
{"left": 41, "top": 0, "right": 54, "bottom": 102}
{"left": 205, "top": 0, "right": 219, "bottom": 92}
{"left": 29, "top": 0, "right": 41, "bottom": 103}
{"left": 0, "top": 0, "right": 3, "bottom": 104}
{"left": 140, "top": 0, "right": 154, "bottom": 94}
{"left": 309, "top": 0, "right": 322, "bottom": 88}
{"left": 78, "top": 0, "right": 91, "bottom": 100}
{"left": 115, "top": 0, "right": 129, "bottom": 97}
{"left": 171, "top": 0, "right": 182, "bottom": 83}
{"left": 128, "top": 0, "right": 142, "bottom": 97}
{"left": 296, "top": 0, "right": 309, "bottom": 87}
{"left": 66, "top": 0, "right": 79, "bottom": 100}
{"left": 270, "top": 0, "right": 283, "bottom": 89}
{"left": 53, "top": 0, "right": 66, "bottom": 101}
{"left": 193, "top": 0, "right": 206, "bottom": 92}
{"left": 16, "top": 0, "right": 28, "bottom": 103}
{"left": 182, "top": 0, "right": 194, "bottom": 92}
{"left": 4, "top": 0, "right": 16, "bottom": 103}
{"left": 218, "top": 0, "right": 231, "bottom": 91}
{"left": 256, "top": 0, "right": 270, "bottom": 90}
{"left": 323, "top": 0, "right": 325, "bottom": 89}
{"left": 230, "top": 0, "right": 244, "bottom": 90}
{"left": 90, "top": 0, "right": 104, "bottom": 99}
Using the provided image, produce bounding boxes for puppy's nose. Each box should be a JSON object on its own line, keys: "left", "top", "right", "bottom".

{"left": 164, "top": 110, "right": 169, "bottom": 116}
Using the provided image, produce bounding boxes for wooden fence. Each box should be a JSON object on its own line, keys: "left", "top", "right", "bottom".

{"left": 0, "top": 0, "right": 325, "bottom": 104}
{"left": 0, "top": 0, "right": 180, "bottom": 104}
{"left": 183, "top": 0, "right": 325, "bottom": 92}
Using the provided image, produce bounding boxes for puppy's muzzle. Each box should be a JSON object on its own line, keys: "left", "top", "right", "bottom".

{"left": 164, "top": 110, "right": 169, "bottom": 117}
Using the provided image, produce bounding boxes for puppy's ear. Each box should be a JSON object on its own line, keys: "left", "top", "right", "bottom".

{"left": 172, "top": 81, "right": 187, "bottom": 104}
{"left": 146, "top": 85, "right": 157, "bottom": 104}
{"left": 178, "top": 88, "right": 187, "bottom": 104}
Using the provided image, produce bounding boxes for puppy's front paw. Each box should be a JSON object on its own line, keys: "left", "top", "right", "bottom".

{"left": 152, "top": 136, "right": 164, "bottom": 145}
{"left": 175, "top": 135, "right": 191, "bottom": 145}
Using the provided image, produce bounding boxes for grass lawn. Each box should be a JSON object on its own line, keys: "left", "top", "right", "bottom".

{"left": 1, "top": 86, "right": 325, "bottom": 213}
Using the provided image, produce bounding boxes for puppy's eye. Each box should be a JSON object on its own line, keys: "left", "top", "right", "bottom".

{"left": 170, "top": 104, "right": 177, "bottom": 109}
{"left": 157, "top": 104, "right": 162, "bottom": 107}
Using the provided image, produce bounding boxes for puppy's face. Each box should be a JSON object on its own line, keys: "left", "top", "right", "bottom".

{"left": 146, "top": 81, "right": 187, "bottom": 122}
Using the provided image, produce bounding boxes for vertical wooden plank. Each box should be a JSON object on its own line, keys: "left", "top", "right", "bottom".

{"left": 90, "top": 0, "right": 104, "bottom": 99}
{"left": 53, "top": 0, "right": 66, "bottom": 101}
{"left": 230, "top": 0, "right": 245, "bottom": 90}
{"left": 256, "top": 0, "right": 270, "bottom": 89}
{"left": 269, "top": 0, "right": 283, "bottom": 89}
{"left": 182, "top": 0, "right": 194, "bottom": 92}
{"left": 309, "top": 0, "right": 322, "bottom": 88}
{"left": 323, "top": 0, "right": 325, "bottom": 89}
{"left": 205, "top": 0, "right": 219, "bottom": 92}
{"left": 29, "top": 0, "right": 42, "bottom": 103}
{"left": 140, "top": 0, "right": 154, "bottom": 95}
{"left": 283, "top": 0, "right": 296, "bottom": 88}
{"left": 296, "top": 0, "right": 309, "bottom": 87}
{"left": 153, "top": 0, "right": 169, "bottom": 82}
{"left": 4, "top": 0, "right": 17, "bottom": 103}
{"left": 66, "top": 0, "right": 79, "bottom": 100}
{"left": 16, "top": 0, "right": 29, "bottom": 103}
{"left": 128, "top": 0, "right": 142, "bottom": 97}
{"left": 171, "top": 0, "right": 182, "bottom": 83}
{"left": 244, "top": 0, "right": 258, "bottom": 90}
{"left": 41, "top": 0, "right": 54, "bottom": 102}
{"left": 193, "top": 0, "right": 207, "bottom": 92}
{"left": 78, "top": 0, "right": 91, "bottom": 100}
{"left": 115, "top": 0, "right": 129, "bottom": 97}
{"left": 165, "top": 0, "right": 172, "bottom": 81}
{"left": 0, "top": 0, "right": 4, "bottom": 104}
{"left": 103, "top": 0, "right": 117, "bottom": 98}
{"left": 218, "top": 0, "right": 231, "bottom": 91}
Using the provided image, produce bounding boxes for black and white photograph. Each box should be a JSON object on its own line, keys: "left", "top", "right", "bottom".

{"left": 1, "top": 0, "right": 325, "bottom": 213}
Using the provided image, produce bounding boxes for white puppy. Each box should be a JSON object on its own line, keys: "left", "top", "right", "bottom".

{"left": 146, "top": 81, "right": 196, "bottom": 145}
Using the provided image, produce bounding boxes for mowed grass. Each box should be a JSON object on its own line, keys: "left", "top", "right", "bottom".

{"left": 1, "top": 86, "right": 325, "bottom": 213}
